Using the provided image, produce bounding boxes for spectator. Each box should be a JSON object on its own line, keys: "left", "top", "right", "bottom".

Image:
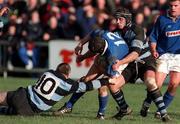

{"left": 76, "top": 4, "right": 96, "bottom": 37}
{"left": 17, "top": 10, "right": 42, "bottom": 69}
{"left": 43, "top": 16, "right": 61, "bottom": 41}
{"left": 1, "top": 24, "right": 19, "bottom": 70}
{"left": 92, "top": 10, "right": 110, "bottom": 30}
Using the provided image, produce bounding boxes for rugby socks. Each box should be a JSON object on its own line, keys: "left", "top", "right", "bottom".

{"left": 150, "top": 88, "right": 167, "bottom": 116}
{"left": 143, "top": 90, "right": 152, "bottom": 108}
{"left": 163, "top": 91, "right": 174, "bottom": 109}
{"left": 98, "top": 95, "right": 109, "bottom": 115}
{"left": 0, "top": 106, "right": 14, "bottom": 115}
{"left": 66, "top": 92, "right": 85, "bottom": 108}
{"left": 111, "top": 90, "right": 129, "bottom": 110}
{"left": 0, "top": 106, "right": 8, "bottom": 114}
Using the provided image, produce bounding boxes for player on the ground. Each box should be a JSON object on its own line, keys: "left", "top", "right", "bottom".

{"left": 53, "top": 29, "right": 129, "bottom": 119}
{"left": 140, "top": 0, "right": 180, "bottom": 119}
{"left": 0, "top": 63, "right": 109, "bottom": 115}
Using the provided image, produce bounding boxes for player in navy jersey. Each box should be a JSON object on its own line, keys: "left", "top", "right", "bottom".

{"left": 111, "top": 7, "right": 170, "bottom": 122}
{"left": 0, "top": 63, "right": 110, "bottom": 116}
{"left": 54, "top": 29, "right": 129, "bottom": 119}
{"left": 141, "top": 0, "right": 180, "bottom": 119}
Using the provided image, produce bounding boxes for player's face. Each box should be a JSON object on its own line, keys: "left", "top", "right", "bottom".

{"left": 116, "top": 17, "right": 126, "bottom": 29}
{"left": 169, "top": 0, "right": 180, "bottom": 17}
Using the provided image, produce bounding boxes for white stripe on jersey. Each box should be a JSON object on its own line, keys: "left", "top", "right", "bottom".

{"left": 51, "top": 93, "right": 64, "bottom": 101}
{"left": 91, "top": 80, "right": 101, "bottom": 89}
{"left": 132, "top": 39, "right": 144, "bottom": 48}
{"left": 28, "top": 86, "right": 51, "bottom": 111}
{"left": 76, "top": 80, "right": 102, "bottom": 93}
{"left": 76, "top": 82, "right": 86, "bottom": 92}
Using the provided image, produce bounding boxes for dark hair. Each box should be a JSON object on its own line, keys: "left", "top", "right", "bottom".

{"left": 114, "top": 7, "right": 132, "bottom": 27}
{"left": 56, "top": 63, "right": 71, "bottom": 76}
{"left": 88, "top": 36, "right": 105, "bottom": 54}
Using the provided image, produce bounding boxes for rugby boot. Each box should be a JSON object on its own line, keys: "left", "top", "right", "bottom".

{"left": 53, "top": 103, "right": 72, "bottom": 116}
{"left": 96, "top": 113, "right": 105, "bottom": 120}
{"left": 154, "top": 111, "right": 161, "bottom": 119}
{"left": 140, "top": 103, "right": 150, "bottom": 117}
{"left": 161, "top": 114, "right": 172, "bottom": 122}
{"left": 113, "top": 107, "right": 132, "bottom": 120}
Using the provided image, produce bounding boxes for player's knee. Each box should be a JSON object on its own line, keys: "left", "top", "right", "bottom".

{"left": 0, "top": 92, "right": 8, "bottom": 106}
{"left": 144, "top": 77, "right": 157, "bottom": 91}
{"left": 98, "top": 86, "right": 108, "bottom": 96}
{"left": 168, "top": 82, "right": 179, "bottom": 90}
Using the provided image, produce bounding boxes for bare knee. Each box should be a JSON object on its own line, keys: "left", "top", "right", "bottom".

{"left": 0, "top": 92, "right": 8, "bottom": 106}
{"left": 98, "top": 86, "right": 108, "bottom": 96}
{"left": 144, "top": 77, "right": 158, "bottom": 91}
{"left": 108, "top": 76, "right": 125, "bottom": 93}
{"left": 167, "top": 82, "right": 179, "bottom": 95}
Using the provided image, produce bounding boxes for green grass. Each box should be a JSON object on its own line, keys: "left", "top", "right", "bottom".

{"left": 0, "top": 77, "right": 180, "bottom": 124}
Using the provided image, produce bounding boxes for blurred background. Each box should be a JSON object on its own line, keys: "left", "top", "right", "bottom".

{"left": 0, "top": 0, "right": 169, "bottom": 78}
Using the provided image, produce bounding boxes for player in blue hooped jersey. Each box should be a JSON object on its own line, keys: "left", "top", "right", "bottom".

{"left": 0, "top": 63, "right": 109, "bottom": 115}
{"left": 54, "top": 29, "right": 129, "bottom": 118}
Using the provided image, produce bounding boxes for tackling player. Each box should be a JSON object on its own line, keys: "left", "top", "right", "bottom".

{"left": 0, "top": 63, "right": 109, "bottom": 115}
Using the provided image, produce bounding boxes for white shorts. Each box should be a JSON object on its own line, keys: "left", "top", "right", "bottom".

{"left": 156, "top": 53, "right": 180, "bottom": 74}
{"left": 102, "top": 63, "right": 128, "bottom": 78}
{"left": 115, "top": 63, "right": 128, "bottom": 77}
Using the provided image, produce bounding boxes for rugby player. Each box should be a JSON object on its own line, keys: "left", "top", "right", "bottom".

{"left": 54, "top": 29, "right": 129, "bottom": 119}
{"left": 141, "top": 0, "right": 180, "bottom": 119}
{"left": 0, "top": 63, "right": 109, "bottom": 115}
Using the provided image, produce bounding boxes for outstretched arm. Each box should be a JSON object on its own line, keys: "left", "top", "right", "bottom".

{"left": 76, "top": 50, "right": 96, "bottom": 63}
{"left": 77, "top": 78, "right": 108, "bottom": 92}
{"left": 75, "top": 34, "right": 91, "bottom": 55}
{"left": 75, "top": 78, "right": 109, "bottom": 93}
{"left": 112, "top": 51, "right": 139, "bottom": 71}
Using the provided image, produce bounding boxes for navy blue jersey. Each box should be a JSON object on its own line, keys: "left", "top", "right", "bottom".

{"left": 150, "top": 14, "right": 180, "bottom": 55}
{"left": 27, "top": 70, "right": 108, "bottom": 111}
{"left": 91, "top": 30, "right": 129, "bottom": 76}
{"left": 115, "top": 24, "right": 151, "bottom": 61}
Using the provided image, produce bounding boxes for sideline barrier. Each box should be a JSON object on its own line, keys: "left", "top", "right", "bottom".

{"left": 0, "top": 40, "right": 93, "bottom": 79}
{"left": 0, "top": 40, "right": 48, "bottom": 78}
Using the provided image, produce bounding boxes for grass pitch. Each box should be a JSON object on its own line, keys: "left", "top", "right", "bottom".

{"left": 0, "top": 77, "right": 180, "bottom": 124}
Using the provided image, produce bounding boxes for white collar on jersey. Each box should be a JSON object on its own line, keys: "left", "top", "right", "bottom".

{"left": 167, "top": 10, "right": 180, "bottom": 22}
{"left": 101, "top": 39, "right": 108, "bottom": 55}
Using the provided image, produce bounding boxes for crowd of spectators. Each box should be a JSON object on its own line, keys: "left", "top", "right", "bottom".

{"left": 0, "top": 0, "right": 169, "bottom": 71}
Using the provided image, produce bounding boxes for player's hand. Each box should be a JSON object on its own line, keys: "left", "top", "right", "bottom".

{"left": 75, "top": 44, "right": 83, "bottom": 55}
{"left": 152, "top": 51, "right": 159, "bottom": 59}
{"left": 108, "top": 77, "right": 117, "bottom": 85}
{"left": 76, "top": 55, "right": 84, "bottom": 63}
{"left": 112, "top": 60, "right": 120, "bottom": 71}
{"left": 78, "top": 76, "right": 86, "bottom": 82}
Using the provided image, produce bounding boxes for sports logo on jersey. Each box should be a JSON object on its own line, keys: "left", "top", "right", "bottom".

{"left": 166, "top": 30, "right": 180, "bottom": 37}
{"left": 167, "top": 25, "right": 171, "bottom": 28}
